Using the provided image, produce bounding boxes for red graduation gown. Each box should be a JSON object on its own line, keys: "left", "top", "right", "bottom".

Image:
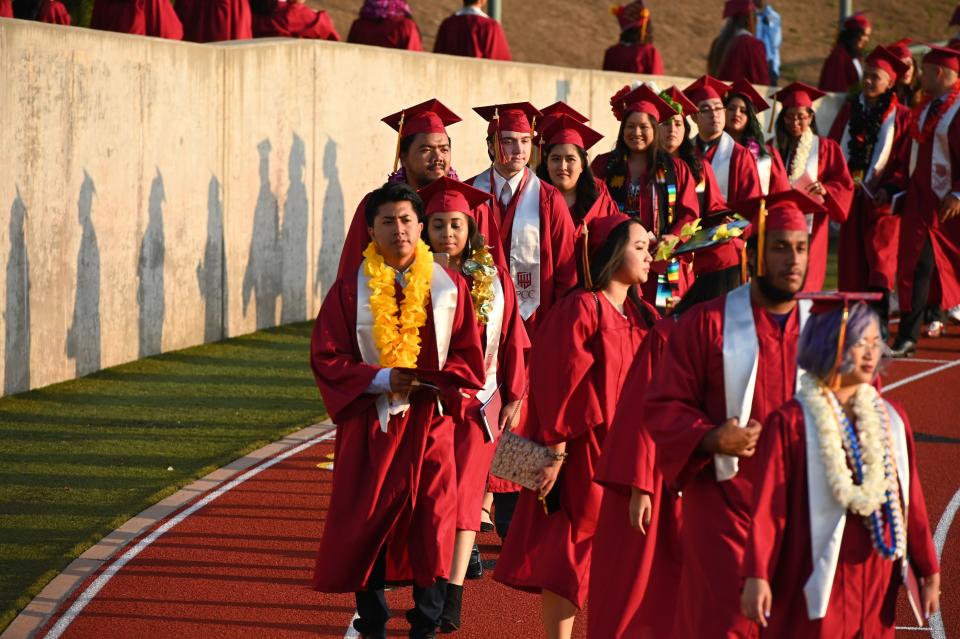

{"left": 467, "top": 167, "right": 578, "bottom": 339}
{"left": 38, "top": 0, "right": 71, "bottom": 25}
{"left": 310, "top": 266, "right": 485, "bottom": 591}
{"left": 91, "top": 0, "right": 183, "bottom": 39}
{"left": 743, "top": 399, "right": 939, "bottom": 638}
{"left": 453, "top": 266, "right": 529, "bottom": 530}
{"left": 175, "top": 0, "right": 251, "bottom": 43}
{"left": 252, "top": 2, "right": 339, "bottom": 40}
{"left": 819, "top": 45, "right": 861, "bottom": 92}
{"left": 643, "top": 293, "right": 803, "bottom": 639}
{"left": 589, "top": 317, "right": 682, "bottom": 639}
{"left": 433, "top": 13, "right": 511, "bottom": 61}
{"left": 493, "top": 291, "right": 655, "bottom": 608}
{"left": 785, "top": 136, "right": 854, "bottom": 291}
{"left": 716, "top": 34, "right": 770, "bottom": 86}
{"left": 570, "top": 178, "right": 621, "bottom": 240}
{"left": 765, "top": 143, "right": 792, "bottom": 195}
{"left": 886, "top": 101, "right": 960, "bottom": 312}
{"left": 698, "top": 136, "right": 763, "bottom": 204}
{"left": 0, "top": 0, "right": 10, "bottom": 17}
{"left": 828, "top": 99, "right": 911, "bottom": 292}
{"left": 602, "top": 43, "right": 664, "bottom": 75}
{"left": 347, "top": 14, "right": 422, "bottom": 51}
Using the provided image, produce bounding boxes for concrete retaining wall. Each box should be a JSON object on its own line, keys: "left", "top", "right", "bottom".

{"left": 0, "top": 17, "right": 844, "bottom": 397}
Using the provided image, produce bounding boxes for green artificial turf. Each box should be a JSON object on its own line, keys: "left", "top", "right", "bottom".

{"left": 0, "top": 322, "right": 325, "bottom": 631}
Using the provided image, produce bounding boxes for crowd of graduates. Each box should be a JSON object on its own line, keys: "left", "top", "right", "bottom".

{"left": 305, "top": 2, "right": 960, "bottom": 638}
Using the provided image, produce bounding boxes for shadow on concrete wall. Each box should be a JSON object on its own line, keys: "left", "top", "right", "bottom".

{"left": 281, "top": 133, "right": 308, "bottom": 324}
{"left": 65, "top": 171, "right": 101, "bottom": 377}
{"left": 242, "top": 139, "right": 281, "bottom": 330}
{"left": 314, "top": 137, "right": 345, "bottom": 301}
{"left": 4, "top": 188, "right": 31, "bottom": 395}
{"left": 197, "top": 175, "right": 224, "bottom": 343}
{"left": 138, "top": 169, "right": 166, "bottom": 358}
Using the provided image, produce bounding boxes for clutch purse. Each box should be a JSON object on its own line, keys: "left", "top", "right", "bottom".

{"left": 489, "top": 430, "right": 554, "bottom": 491}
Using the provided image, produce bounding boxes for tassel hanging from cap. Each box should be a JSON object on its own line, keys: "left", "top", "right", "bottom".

{"left": 392, "top": 111, "right": 405, "bottom": 174}
{"left": 740, "top": 241, "right": 749, "bottom": 284}
{"left": 492, "top": 107, "right": 505, "bottom": 165}
{"left": 640, "top": 8, "right": 650, "bottom": 42}
{"left": 767, "top": 96, "right": 777, "bottom": 134}
{"left": 829, "top": 302, "right": 851, "bottom": 390}
{"left": 756, "top": 197, "right": 767, "bottom": 277}
{"left": 530, "top": 115, "right": 541, "bottom": 168}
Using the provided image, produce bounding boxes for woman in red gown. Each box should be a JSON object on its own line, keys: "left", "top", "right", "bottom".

{"left": 602, "top": 1, "right": 664, "bottom": 75}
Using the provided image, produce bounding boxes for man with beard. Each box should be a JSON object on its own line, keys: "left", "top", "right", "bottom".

{"left": 643, "top": 190, "right": 822, "bottom": 639}
{"left": 338, "top": 99, "right": 505, "bottom": 279}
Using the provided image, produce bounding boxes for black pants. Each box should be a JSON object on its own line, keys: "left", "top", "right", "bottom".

{"left": 492, "top": 491, "right": 519, "bottom": 540}
{"left": 355, "top": 549, "right": 447, "bottom": 639}
{"left": 898, "top": 238, "right": 939, "bottom": 343}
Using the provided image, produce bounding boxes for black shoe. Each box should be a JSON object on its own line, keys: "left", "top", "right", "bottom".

{"left": 354, "top": 617, "right": 387, "bottom": 639}
{"left": 439, "top": 583, "right": 463, "bottom": 633}
{"left": 406, "top": 609, "right": 438, "bottom": 639}
{"left": 890, "top": 339, "right": 917, "bottom": 358}
{"left": 479, "top": 508, "right": 494, "bottom": 533}
{"left": 465, "top": 544, "right": 483, "bottom": 580}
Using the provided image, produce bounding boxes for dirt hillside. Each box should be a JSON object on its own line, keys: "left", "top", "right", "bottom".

{"left": 310, "top": 0, "right": 956, "bottom": 84}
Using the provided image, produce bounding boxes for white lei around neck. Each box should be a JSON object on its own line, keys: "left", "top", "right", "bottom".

{"left": 789, "top": 127, "right": 815, "bottom": 183}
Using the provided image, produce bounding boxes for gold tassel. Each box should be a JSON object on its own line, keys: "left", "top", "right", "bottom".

{"left": 640, "top": 8, "right": 650, "bottom": 43}
{"left": 493, "top": 107, "right": 504, "bottom": 165}
{"left": 767, "top": 96, "right": 777, "bottom": 134}
{"left": 529, "top": 115, "right": 539, "bottom": 168}
{"left": 393, "top": 111, "right": 405, "bottom": 174}
{"left": 740, "top": 241, "right": 749, "bottom": 284}
{"left": 756, "top": 198, "right": 767, "bottom": 277}
{"left": 830, "top": 302, "right": 851, "bottom": 390}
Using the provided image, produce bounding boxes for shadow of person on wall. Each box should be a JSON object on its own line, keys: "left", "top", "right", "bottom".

{"left": 314, "top": 137, "right": 345, "bottom": 303}
{"left": 138, "top": 169, "right": 166, "bottom": 358}
{"left": 281, "top": 133, "right": 309, "bottom": 324}
{"left": 4, "top": 188, "right": 31, "bottom": 396}
{"left": 65, "top": 171, "right": 101, "bottom": 377}
{"left": 243, "top": 139, "right": 281, "bottom": 330}
{"left": 197, "top": 175, "right": 224, "bottom": 343}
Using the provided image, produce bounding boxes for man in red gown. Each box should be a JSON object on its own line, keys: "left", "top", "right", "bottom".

{"left": 90, "top": 0, "right": 182, "bottom": 39}
{"left": 467, "top": 102, "right": 578, "bottom": 339}
{"left": 175, "top": 0, "right": 251, "bottom": 43}
{"left": 310, "top": 181, "right": 485, "bottom": 639}
{"left": 347, "top": 0, "right": 422, "bottom": 51}
{"left": 828, "top": 45, "right": 912, "bottom": 335}
{"left": 819, "top": 12, "right": 871, "bottom": 92}
{"left": 433, "top": 0, "right": 510, "bottom": 61}
{"left": 336, "top": 99, "right": 505, "bottom": 280}
{"left": 602, "top": 1, "right": 664, "bottom": 75}
{"left": 643, "top": 190, "right": 824, "bottom": 639}
{"left": 251, "top": 0, "right": 339, "bottom": 40}
{"left": 882, "top": 46, "right": 960, "bottom": 356}
{"left": 712, "top": 0, "right": 770, "bottom": 85}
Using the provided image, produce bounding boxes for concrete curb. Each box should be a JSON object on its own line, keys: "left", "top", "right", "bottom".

{"left": 1, "top": 421, "right": 336, "bottom": 639}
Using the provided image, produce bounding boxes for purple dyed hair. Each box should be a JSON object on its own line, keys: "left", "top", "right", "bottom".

{"left": 797, "top": 302, "right": 889, "bottom": 382}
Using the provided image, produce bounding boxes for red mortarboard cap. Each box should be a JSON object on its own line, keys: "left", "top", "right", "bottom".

{"left": 843, "top": 11, "right": 870, "bottom": 32}
{"left": 771, "top": 81, "right": 827, "bottom": 109}
{"left": 864, "top": 45, "right": 910, "bottom": 83}
{"left": 611, "top": 1, "right": 649, "bottom": 31}
{"left": 587, "top": 213, "right": 633, "bottom": 255}
{"left": 683, "top": 75, "right": 732, "bottom": 106}
{"left": 723, "top": 0, "right": 754, "bottom": 19}
{"left": 726, "top": 78, "right": 771, "bottom": 113}
{"left": 473, "top": 102, "right": 543, "bottom": 135}
{"left": 692, "top": 240, "right": 746, "bottom": 276}
{"left": 950, "top": 4, "right": 960, "bottom": 27}
{"left": 887, "top": 38, "right": 913, "bottom": 60}
{"left": 418, "top": 176, "right": 492, "bottom": 218}
{"left": 797, "top": 291, "right": 884, "bottom": 315}
{"left": 923, "top": 45, "right": 960, "bottom": 72}
{"left": 539, "top": 114, "right": 604, "bottom": 151}
{"left": 381, "top": 99, "right": 461, "bottom": 137}
{"left": 540, "top": 101, "right": 590, "bottom": 124}
{"left": 610, "top": 84, "right": 677, "bottom": 122}
{"left": 731, "top": 190, "right": 824, "bottom": 276}
{"left": 661, "top": 86, "right": 699, "bottom": 117}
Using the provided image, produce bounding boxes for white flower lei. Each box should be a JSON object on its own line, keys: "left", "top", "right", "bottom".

{"left": 788, "top": 127, "right": 815, "bottom": 183}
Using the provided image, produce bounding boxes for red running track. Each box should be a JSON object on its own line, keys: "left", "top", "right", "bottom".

{"left": 28, "top": 333, "right": 960, "bottom": 639}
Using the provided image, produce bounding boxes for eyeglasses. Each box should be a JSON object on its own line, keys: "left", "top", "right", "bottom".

{"left": 784, "top": 112, "right": 812, "bottom": 123}
{"left": 698, "top": 105, "right": 726, "bottom": 115}
{"left": 850, "top": 338, "right": 883, "bottom": 352}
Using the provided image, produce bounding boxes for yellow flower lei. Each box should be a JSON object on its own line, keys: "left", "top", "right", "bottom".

{"left": 362, "top": 239, "right": 433, "bottom": 368}
{"left": 463, "top": 245, "right": 497, "bottom": 325}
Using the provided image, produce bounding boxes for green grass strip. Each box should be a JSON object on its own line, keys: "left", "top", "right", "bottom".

{"left": 0, "top": 321, "right": 325, "bottom": 631}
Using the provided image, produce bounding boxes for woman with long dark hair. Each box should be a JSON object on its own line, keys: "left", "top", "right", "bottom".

{"left": 708, "top": 0, "right": 769, "bottom": 85}
{"left": 819, "top": 12, "right": 872, "bottom": 92}
{"left": 494, "top": 214, "right": 656, "bottom": 639}
{"left": 724, "top": 78, "right": 791, "bottom": 195}
{"left": 603, "top": 1, "right": 664, "bottom": 75}
{"left": 889, "top": 38, "right": 923, "bottom": 107}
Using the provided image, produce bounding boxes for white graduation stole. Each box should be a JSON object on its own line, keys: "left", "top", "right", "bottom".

{"left": 473, "top": 168, "right": 543, "bottom": 320}
{"left": 790, "top": 136, "right": 820, "bottom": 234}
{"left": 757, "top": 155, "right": 773, "bottom": 196}
{"left": 909, "top": 97, "right": 960, "bottom": 200}
{"left": 477, "top": 276, "right": 506, "bottom": 404}
{"left": 801, "top": 397, "right": 910, "bottom": 620}
{"left": 839, "top": 96, "right": 898, "bottom": 188}
{"left": 717, "top": 284, "right": 812, "bottom": 481}
{"left": 711, "top": 131, "right": 736, "bottom": 202}
{"left": 356, "top": 260, "right": 458, "bottom": 432}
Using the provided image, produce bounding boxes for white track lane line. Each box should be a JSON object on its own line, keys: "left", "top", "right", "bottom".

{"left": 343, "top": 612, "right": 361, "bottom": 638}
{"left": 884, "top": 360, "right": 960, "bottom": 392}
{"left": 43, "top": 428, "right": 337, "bottom": 639}
{"left": 930, "top": 488, "right": 960, "bottom": 639}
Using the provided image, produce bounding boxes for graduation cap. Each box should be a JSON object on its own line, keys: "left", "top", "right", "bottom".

{"left": 473, "top": 102, "right": 542, "bottom": 136}
{"left": 723, "top": 0, "right": 754, "bottom": 19}
{"left": 771, "top": 81, "right": 827, "bottom": 109}
{"left": 540, "top": 101, "right": 590, "bottom": 124}
{"left": 382, "top": 99, "right": 461, "bottom": 173}
{"left": 843, "top": 11, "right": 871, "bottom": 32}
{"left": 682, "top": 75, "right": 732, "bottom": 106}
{"left": 865, "top": 45, "right": 910, "bottom": 83}
{"left": 923, "top": 45, "right": 960, "bottom": 72}
{"left": 611, "top": 1, "right": 650, "bottom": 33}
{"left": 887, "top": 38, "right": 914, "bottom": 61}
{"left": 417, "top": 176, "right": 492, "bottom": 218}
{"left": 609, "top": 84, "right": 677, "bottom": 122}
{"left": 661, "top": 86, "right": 699, "bottom": 117}
{"left": 729, "top": 190, "right": 825, "bottom": 277}
{"left": 673, "top": 213, "right": 752, "bottom": 278}
{"left": 537, "top": 114, "right": 604, "bottom": 151}
{"left": 578, "top": 213, "right": 633, "bottom": 288}
{"left": 795, "top": 291, "right": 884, "bottom": 389}
{"left": 726, "top": 78, "right": 771, "bottom": 113}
